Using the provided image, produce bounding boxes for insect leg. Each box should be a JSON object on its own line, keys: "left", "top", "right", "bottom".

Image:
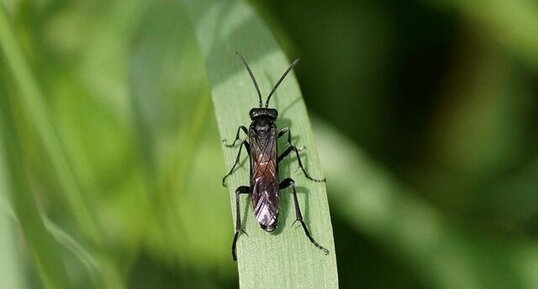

{"left": 278, "top": 145, "right": 326, "bottom": 182}
{"left": 280, "top": 178, "right": 329, "bottom": 255}
{"left": 232, "top": 185, "right": 250, "bottom": 261}
{"left": 223, "top": 125, "right": 249, "bottom": 147}
{"left": 278, "top": 128, "right": 304, "bottom": 151}
{"left": 222, "top": 140, "right": 250, "bottom": 187}
{"left": 278, "top": 127, "right": 291, "bottom": 144}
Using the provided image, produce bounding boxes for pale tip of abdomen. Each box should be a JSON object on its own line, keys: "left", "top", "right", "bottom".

{"left": 260, "top": 223, "right": 278, "bottom": 232}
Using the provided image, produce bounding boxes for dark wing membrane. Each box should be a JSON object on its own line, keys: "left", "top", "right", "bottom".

{"left": 249, "top": 131, "right": 279, "bottom": 230}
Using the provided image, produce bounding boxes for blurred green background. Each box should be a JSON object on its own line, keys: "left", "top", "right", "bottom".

{"left": 1, "top": 0, "right": 538, "bottom": 288}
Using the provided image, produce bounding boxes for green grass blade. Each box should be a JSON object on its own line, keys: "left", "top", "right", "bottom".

{"left": 180, "top": 1, "right": 339, "bottom": 288}
{"left": 0, "top": 143, "right": 25, "bottom": 289}
{"left": 0, "top": 5, "right": 124, "bottom": 289}
{"left": 0, "top": 2, "right": 99, "bottom": 242}
{"left": 0, "top": 93, "right": 71, "bottom": 289}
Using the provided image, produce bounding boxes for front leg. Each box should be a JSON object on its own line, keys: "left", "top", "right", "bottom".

{"left": 223, "top": 125, "right": 248, "bottom": 147}
{"left": 278, "top": 127, "right": 305, "bottom": 151}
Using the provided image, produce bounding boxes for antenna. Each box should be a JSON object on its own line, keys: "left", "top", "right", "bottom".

{"left": 265, "top": 58, "right": 299, "bottom": 108}
{"left": 235, "top": 51, "right": 263, "bottom": 108}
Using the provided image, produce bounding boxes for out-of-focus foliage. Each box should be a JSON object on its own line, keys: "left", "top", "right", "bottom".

{"left": 0, "top": 0, "right": 537, "bottom": 288}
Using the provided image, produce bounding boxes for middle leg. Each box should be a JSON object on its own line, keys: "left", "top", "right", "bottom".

{"left": 222, "top": 140, "right": 250, "bottom": 187}
{"left": 278, "top": 145, "right": 326, "bottom": 182}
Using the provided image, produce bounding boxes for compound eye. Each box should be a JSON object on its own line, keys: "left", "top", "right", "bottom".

{"left": 268, "top": 109, "right": 278, "bottom": 120}
{"left": 249, "top": 108, "right": 260, "bottom": 120}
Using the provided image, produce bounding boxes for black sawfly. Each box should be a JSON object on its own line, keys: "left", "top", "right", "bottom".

{"left": 222, "top": 52, "right": 329, "bottom": 261}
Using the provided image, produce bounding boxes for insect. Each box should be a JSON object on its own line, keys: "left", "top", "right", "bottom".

{"left": 222, "top": 52, "right": 329, "bottom": 261}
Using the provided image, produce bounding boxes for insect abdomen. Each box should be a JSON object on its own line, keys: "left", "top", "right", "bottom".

{"left": 253, "top": 188, "right": 279, "bottom": 232}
